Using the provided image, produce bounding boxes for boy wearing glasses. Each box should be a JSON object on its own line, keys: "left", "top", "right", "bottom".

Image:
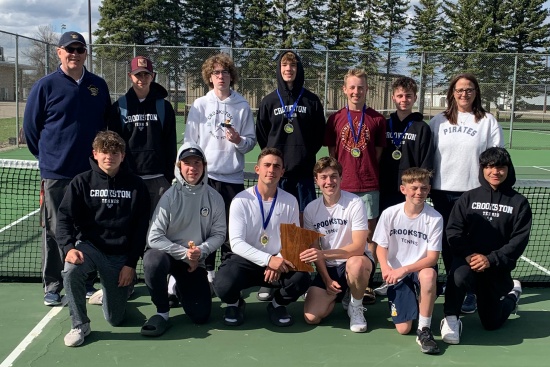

{"left": 184, "top": 53, "right": 256, "bottom": 289}
{"left": 109, "top": 56, "right": 177, "bottom": 218}
{"left": 24, "top": 31, "right": 111, "bottom": 307}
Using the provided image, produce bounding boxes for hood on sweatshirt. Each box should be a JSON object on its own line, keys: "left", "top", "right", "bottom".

{"left": 477, "top": 147, "right": 516, "bottom": 192}
{"left": 276, "top": 50, "right": 305, "bottom": 96}
{"left": 174, "top": 142, "right": 209, "bottom": 192}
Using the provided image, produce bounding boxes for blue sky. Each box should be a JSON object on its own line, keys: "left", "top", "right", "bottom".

{"left": 0, "top": 0, "right": 548, "bottom": 45}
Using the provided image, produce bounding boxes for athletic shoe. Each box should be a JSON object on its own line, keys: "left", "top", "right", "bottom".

{"left": 85, "top": 285, "right": 98, "bottom": 299}
{"left": 64, "top": 323, "right": 91, "bottom": 347}
{"left": 510, "top": 279, "right": 522, "bottom": 313}
{"left": 223, "top": 299, "right": 246, "bottom": 326}
{"left": 257, "top": 286, "right": 274, "bottom": 302}
{"left": 374, "top": 282, "right": 389, "bottom": 296}
{"left": 341, "top": 288, "right": 350, "bottom": 311}
{"left": 461, "top": 293, "right": 477, "bottom": 314}
{"left": 267, "top": 303, "right": 294, "bottom": 327}
{"left": 416, "top": 327, "right": 440, "bottom": 354}
{"left": 88, "top": 289, "right": 103, "bottom": 305}
{"left": 362, "top": 287, "right": 376, "bottom": 305}
{"left": 440, "top": 315, "right": 462, "bottom": 344}
{"left": 347, "top": 303, "right": 367, "bottom": 333}
{"left": 44, "top": 291, "right": 62, "bottom": 306}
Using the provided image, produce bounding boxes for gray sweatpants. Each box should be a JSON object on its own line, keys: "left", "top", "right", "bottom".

{"left": 62, "top": 241, "right": 129, "bottom": 328}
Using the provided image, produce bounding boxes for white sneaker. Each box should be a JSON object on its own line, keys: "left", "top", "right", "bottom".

{"left": 347, "top": 303, "right": 367, "bottom": 333}
{"left": 440, "top": 316, "right": 462, "bottom": 344}
{"left": 510, "top": 279, "right": 522, "bottom": 312}
{"left": 341, "top": 288, "right": 350, "bottom": 311}
{"left": 88, "top": 289, "right": 103, "bottom": 305}
{"left": 374, "top": 282, "right": 389, "bottom": 296}
{"left": 64, "top": 323, "right": 91, "bottom": 347}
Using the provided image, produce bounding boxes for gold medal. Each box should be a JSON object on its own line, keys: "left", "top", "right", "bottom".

{"left": 391, "top": 149, "right": 402, "bottom": 160}
{"left": 284, "top": 123, "right": 294, "bottom": 134}
{"left": 351, "top": 147, "right": 361, "bottom": 158}
{"left": 260, "top": 233, "right": 269, "bottom": 246}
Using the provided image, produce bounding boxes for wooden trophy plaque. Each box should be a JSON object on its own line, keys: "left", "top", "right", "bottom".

{"left": 279, "top": 223, "right": 324, "bottom": 272}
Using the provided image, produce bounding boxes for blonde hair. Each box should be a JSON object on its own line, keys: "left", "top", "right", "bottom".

{"left": 401, "top": 167, "right": 432, "bottom": 185}
{"left": 343, "top": 68, "right": 368, "bottom": 86}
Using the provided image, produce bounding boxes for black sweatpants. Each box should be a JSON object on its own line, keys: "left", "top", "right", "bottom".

{"left": 143, "top": 249, "right": 211, "bottom": 324}
{"left": 443, "top": 257, "right": 517, "bottom": 331}
{"left": 214, "top": 253, "right": 311, "bottom": 306}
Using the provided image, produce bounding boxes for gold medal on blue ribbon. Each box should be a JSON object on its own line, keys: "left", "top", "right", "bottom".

{"left": 260, "top": 233, "right": 269, "bottom": 246}
{"left": 284, "top": 123, "right": 294, "bottom": 134}
{"left": 351, "top": 147, "right": 361, "bottom": 158}
{"left": 392, "top": 149, "right": 402, "bottom": 160}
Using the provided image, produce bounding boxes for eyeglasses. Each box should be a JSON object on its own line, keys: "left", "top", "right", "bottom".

{"left": 211, "top": 70, "right": 230, "bottom": 76}
{"left": 454, "top": 88, "right": 475, "bottom": 95}
{"left": 62, "top": 46, "right": 87, "bottom": 54}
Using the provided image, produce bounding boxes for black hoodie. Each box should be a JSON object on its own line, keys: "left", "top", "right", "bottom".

{"left": 446, "top": 160, "right": 532, "bottom": 271}
{"left": 379, "top": 112, "right": 433, "bottom": 194}
{"left": 56, "top": 157, "right": 150, "bottom": 269}
{"left": 109, "top": 82, "right": 177, "bottom": 182}
{"left": 256, "top": 51, "right": 326, "bottom": 179}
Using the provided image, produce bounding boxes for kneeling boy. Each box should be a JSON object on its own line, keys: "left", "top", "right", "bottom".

{"left": 301, "top": 157, "right": 374, "bottom": 333}
{"left": 373, "top": 168, "right": 443, "bottom": 354}
{"left": 57, "top": 131, "right": 150, "bottom": 347}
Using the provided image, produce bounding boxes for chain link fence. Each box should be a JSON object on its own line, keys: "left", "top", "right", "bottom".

{"left": 1, "top": 30, "right": 549, "bottom": 150}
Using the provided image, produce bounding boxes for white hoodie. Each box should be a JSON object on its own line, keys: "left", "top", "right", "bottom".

{"left": 184, "top": 90, "right": 256, "bottom": 184}
{"left": 147, "top": 143, "right": 226, "bottom": 267}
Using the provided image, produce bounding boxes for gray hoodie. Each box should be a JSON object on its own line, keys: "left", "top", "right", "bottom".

{"left": 147, "top": 142, "right": 226, "bottom": 267}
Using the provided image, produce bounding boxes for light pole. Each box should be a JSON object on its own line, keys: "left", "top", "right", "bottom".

{"left": 88, "top": 0, "right": 93, "bottom": 72}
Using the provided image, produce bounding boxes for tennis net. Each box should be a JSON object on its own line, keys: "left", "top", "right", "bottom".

{"left": 1, "top": 159, "right": 549, "bottom": 285}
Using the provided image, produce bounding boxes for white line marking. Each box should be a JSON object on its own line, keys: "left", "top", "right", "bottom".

{"left": 0, "top": 209, "right": 40, "bottom": 234}
{"left": 0, "top": 297, "right": 66, "bottom": 367}
{"left": 520, "top": 255, "right": 550, "bottom": 276}
{"left": 534, "top": 166, "right": 550, "bottom": 173}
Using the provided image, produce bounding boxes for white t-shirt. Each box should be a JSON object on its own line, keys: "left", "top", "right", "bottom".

{"left": 429, "top": 111, "right": 503, "bottom": 192}
{"left": 373, "top": 202, "right": 443, "bottom": 269}
{"left": 229, "top": 186, "right": 299, "bottom": 267}
{"left": 304, "top": 191, "right": 371, "bottom": 266}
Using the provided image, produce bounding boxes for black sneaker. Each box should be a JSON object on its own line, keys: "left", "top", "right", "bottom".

{"left": 267, "top": 303, "right": 294, "bottom": 327}
{"left": 416, "top": 327, "right": 440, "bottom": 354}
{"left": 168, "top": 294, "right": 179, "bottom": 308}
{"left": 257, "top": 286, "right": 275, "bottom": 301}
{"left": 223, "top": 299, "right": 246, "bottom": 326}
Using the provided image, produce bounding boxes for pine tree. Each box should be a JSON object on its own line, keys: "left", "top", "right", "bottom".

{"left": 407, "top": 0, "right": 444, "bottom": 113}
{"left": 356, "top": 0, "right": 383, "bottom": 75}
{"left": 378, "top": 0, "right": 410, "bottom": 109}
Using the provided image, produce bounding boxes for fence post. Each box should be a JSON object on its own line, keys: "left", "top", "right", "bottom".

{"left": 323, "top": 50, "right": 329, "bottom": 118}
{"left": 508, "top": 54, "right": 518, "bottom": 149}
{"left": 44, "top": 44, "right": 49, "bottom": 76}
{"left": 419, "top": 52, "right": 425, "bottom": 115}
{"left": 15, "top": 35, "right": 20, "bottom": 148}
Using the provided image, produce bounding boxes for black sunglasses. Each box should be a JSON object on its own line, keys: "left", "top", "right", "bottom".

{"left": 62, "top": 46, "right": 87, "bottom": 54}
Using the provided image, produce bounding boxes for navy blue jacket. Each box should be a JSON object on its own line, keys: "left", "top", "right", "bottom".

{"left": 23, "top": 66, "right": 111, "bottom": 179}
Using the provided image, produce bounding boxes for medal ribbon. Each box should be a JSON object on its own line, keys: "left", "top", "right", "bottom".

{"left": 276, "top": 88, "right": 304, "bottom": 121}
{"left": 346, "top": 104, "right": 367, "bottom": 145}
{"left": 389, "top": 117, "right": 414, "bottom": 149}
{"left": 255, "top": 186, "right": 278, "bottom": 231}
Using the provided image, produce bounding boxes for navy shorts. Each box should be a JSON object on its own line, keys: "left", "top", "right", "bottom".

{"left": 387, "top": 273, "right": 420, "bottom": 324}
{"left": 311, "top": 255, "right": 375, "bottom": 302}
{"left": 311, "top": 262, "right": 349, "bottom": 302}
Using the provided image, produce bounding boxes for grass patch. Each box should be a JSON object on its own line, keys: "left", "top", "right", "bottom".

{"left": 0, "top": 117, "right": 20, "bottom": 146}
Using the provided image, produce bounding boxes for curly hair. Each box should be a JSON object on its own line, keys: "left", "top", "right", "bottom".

{"left": 201, "top": 53, "right": 239, "bottom": 88}
{"left": 92, "top": 130, "right": 125, "bottom": 154}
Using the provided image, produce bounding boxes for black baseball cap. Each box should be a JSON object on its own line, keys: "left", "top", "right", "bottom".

{"left": 179, "top": 147, "right": 205, "bottom": 161}
{"left": 58, "top": 31, "right": 86, "bottom": 47}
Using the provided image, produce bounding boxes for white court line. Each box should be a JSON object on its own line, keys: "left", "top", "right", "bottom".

{"left": 533, "top": 166, "right": 550, "bottom": 173}
{"left": 0, "top": 209, "right": 40, "bottom": 234}
{"left": 0, "top": 298, "right": 66, "bottom": 367}
{"left": 520, "top": 255, "right": 550, "bottom": 276}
